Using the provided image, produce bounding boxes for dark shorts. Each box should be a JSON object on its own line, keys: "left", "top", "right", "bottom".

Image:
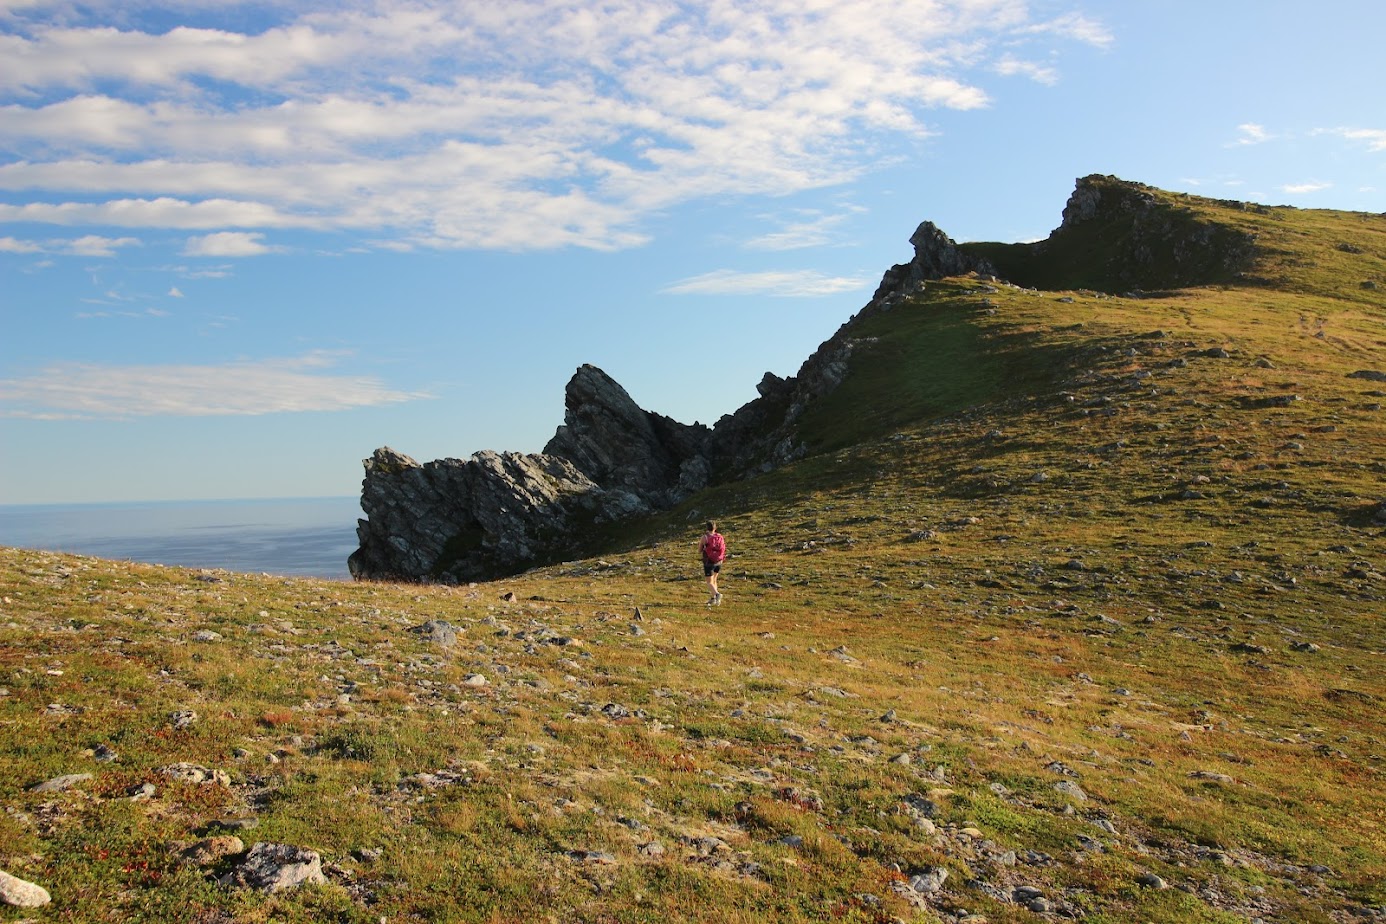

{"left": 703, "top": 559, "right": 721, "bottom": 577}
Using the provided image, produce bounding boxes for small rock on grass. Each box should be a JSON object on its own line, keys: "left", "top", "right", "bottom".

{"left": 29, "top": 773, "right": 92, "bottom": 793}
{"left": 0, "top": 869, "right": 51, "bottom": 908}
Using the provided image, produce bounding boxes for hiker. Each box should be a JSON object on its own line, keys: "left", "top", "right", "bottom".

{"left": 699, "top": 520, "right": 726, "bottom": 606}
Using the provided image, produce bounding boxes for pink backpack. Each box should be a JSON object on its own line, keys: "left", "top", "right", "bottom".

{"left": 703, "top": 532, "right": 725, "bottom": 562}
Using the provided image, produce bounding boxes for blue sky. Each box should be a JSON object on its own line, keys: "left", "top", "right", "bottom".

{"left": 2, "top": 0, "right": 1383, "bottom": 504}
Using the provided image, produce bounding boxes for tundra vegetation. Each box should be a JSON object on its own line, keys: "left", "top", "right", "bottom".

{"left": 1, "top": 182, "right": 1383, "bottom": 922}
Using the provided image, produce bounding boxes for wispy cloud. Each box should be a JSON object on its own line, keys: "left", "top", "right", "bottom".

{"left": 745, "top": 211, "right": 855, "bottom": 251}
{"left": 1281, "top": 180, "right": 1331, "bottom": 195}
{"left": 0, "top": 233, "right": 139, "bottom": 255}
{"left": 1231, "top": 123, "right": 1272, "bottom": 146}
{"left": 994, "top": 55, "right": 1058, "bottom": 86}
{"left": 1328, "top": 127, "right": 1386, "bottom": 152}
{"left": 662, "top": 269, "right": 870, "bottom": 297}
{"left": 0, "top": 350, "right": 428, "bottom": 420}
{"left": 0, "top": 1, "right": 1109, "bottom": 252}
{"left": 183, "top": 231, "right": 278, "bottom": 257}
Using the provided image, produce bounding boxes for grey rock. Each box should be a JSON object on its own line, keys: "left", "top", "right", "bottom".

{"left": 412, "top": 620, "right": 461, "bottom": 647}
{"left": 221, "top": 842, "right": 325, "bottom": 893}
{"left": 0, "top": 869, "right": 51, "bottom": 908}
{"left": 1137, "top": 872, "right": 1168, "bottom": 889}
{"left": 908, "top": 866, "right": 948, "bottom": 893}
{"left": 29, "top": 772, "right": 93, "bottom": 793}
{"left": 170, "top": 710, "right": 198, "bottom": 730}
{"left": 1054, "top": 780, "right": 1088, "bottom": 801}
{"left": 161, "top": 763, "right": 229, "bottom": 786}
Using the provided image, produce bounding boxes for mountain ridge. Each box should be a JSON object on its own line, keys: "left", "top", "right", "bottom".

{"left": 349, "top": 174, "right": 1384, "bottom": 583}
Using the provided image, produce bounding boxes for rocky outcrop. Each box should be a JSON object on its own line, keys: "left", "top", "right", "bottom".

{"left": 872, "top": 220, "right": 996, "bottom": 301}
{"left": 349, "top": 447, "right": 609, "bottom": 582}
{"left": 543, "top": 365, "right": 712, "bottom": 508}
{"left": 1038, "top": 174, "right": 1259, "bottom": 291}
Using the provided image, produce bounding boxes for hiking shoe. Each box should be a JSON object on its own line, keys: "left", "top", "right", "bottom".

{"left": 714, "top": 593, "right": 723, "bottom": 605}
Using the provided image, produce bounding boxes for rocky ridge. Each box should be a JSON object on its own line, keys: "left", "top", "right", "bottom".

{"left": 350, "top": 175, "right": 1269, "bottom": 583}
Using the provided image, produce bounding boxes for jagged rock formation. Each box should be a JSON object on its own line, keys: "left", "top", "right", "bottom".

{"left": 873, "top": 220, "right": 997, "bottom": 301}
{"left": 542, "top": 365, "right": 712, "bottom": 510}
{"left": 974, "top": 174, "right": 1260, "bottom": 292}
{"left": 351, "top": 175, "right": 1270, "bottom": 582}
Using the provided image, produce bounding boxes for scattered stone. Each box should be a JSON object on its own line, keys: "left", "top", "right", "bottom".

{"left": 29, "top": 772, "right": 93, "bottom": 793}
{"left": 1347, "top": 370, "right": 1386, "bottom": 382}
{"left": 1054, "top": 780, "right": 1088, "bottom": 802}
{"left": 160, "top": 763, "right": 230, "bottom": 786}
{"left": 169, "top": 710, "right": 199, "bottom": 730}
{"left": 776, "top": 835, "right": 805, "bottom": 849}
{"left": 1292, "top": 641, "right": 1321, "bottom": 653}
{"left": 220, "top": 842, "right": 326, "bottom": 893}
{"left": 462, "top": 673, "right": 488, "bottom": 687}
{"left": 411, "top": 620, "right": 460, "bottom": 647}
{"left": 908, "top": 866, "right": 948, "bottom": 893}
{"left": 192, "top": 629, "right": 222, "bottom": 642}
{"left": 0, "top": 869, "right": 51, "bottom": 908}
{"left": 129, "top": 782, "right": 157, "bottom": 801}
{"left": 1137, "top": 872, "right": 1168, "bottom": 889}
{"left": 1190, "top": 770, "right": 1235, "bottom": 784}
{"left": 92, "top": 743, "right": 118, "bottom": 763}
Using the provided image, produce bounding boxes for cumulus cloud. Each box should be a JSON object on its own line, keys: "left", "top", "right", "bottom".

{"left": 183, "top": 231, "right": 277, "bottom": 256}
{"left": 0, "top": 350, "right": 427, "bottom": 419}
{"left": 0, "top": 1, "right": 1108, "bottom": 251}
{"left": 662, "top": 269, "right": 871, "bottom": 297}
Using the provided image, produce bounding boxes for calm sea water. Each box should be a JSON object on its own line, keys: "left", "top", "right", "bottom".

{"left": 0, "top": 497, "right": 363, "bottom": 579}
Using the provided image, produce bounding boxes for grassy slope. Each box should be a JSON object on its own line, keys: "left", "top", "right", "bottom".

{"left": 2, "top": 188, "right": 1383, "bottom": 924}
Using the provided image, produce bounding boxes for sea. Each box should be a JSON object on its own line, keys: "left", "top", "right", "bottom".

{"left": 0, "top": 496, "right": 363, "bottom": 580}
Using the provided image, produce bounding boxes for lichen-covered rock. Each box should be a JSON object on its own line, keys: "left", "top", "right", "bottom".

{"left": 219, "top": 842, "right": 325, "bottom": 893}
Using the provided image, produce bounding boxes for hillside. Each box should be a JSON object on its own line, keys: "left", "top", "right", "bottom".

{"left": 2, "top": 178, "right": 1384, "bottom": 923}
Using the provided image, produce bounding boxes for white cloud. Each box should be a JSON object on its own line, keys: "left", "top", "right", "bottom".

{"left": 0, "top": 232, "right": 138, "bottom": 254}
{"left": 994, "top": 55, "right": 1058, "bottom": 86}
{"left": 1281, "top": 180, "right": 1331, "bottom": 195}
{"left": 183, "top": 231, "right": 278, "bottom": 256}
{"left": 662, "top": 269, "right": 871, "bottom": 297}
{"left": 1232, "top": 123, "right": 1272, "bottom": 146}
{"left": 167, "top": 286, "right": 183, "bottom": 297}
{"left": 1021, "top": 12, "right": 1114, "bottom": 48}
{"left": 0, "top": 1, "right": 1109, "bottom": 251}
{"left": 0, "top": 235, "right": 43, "bottom": 252}
{"left": 65, "top": 233, "right": 139, "bottom": 256}
{"left": 0, "top": 350, "right": 427, "bottom": 419}
{"left": 1332, "top": 127, "right": 1386, "bottom": 152}
{"left": 745, "top": 212, "right": 853, "bottom": 251}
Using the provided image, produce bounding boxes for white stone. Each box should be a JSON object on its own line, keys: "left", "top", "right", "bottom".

{"left": 0, "top": 869, "right": 51, "bottom": 908}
